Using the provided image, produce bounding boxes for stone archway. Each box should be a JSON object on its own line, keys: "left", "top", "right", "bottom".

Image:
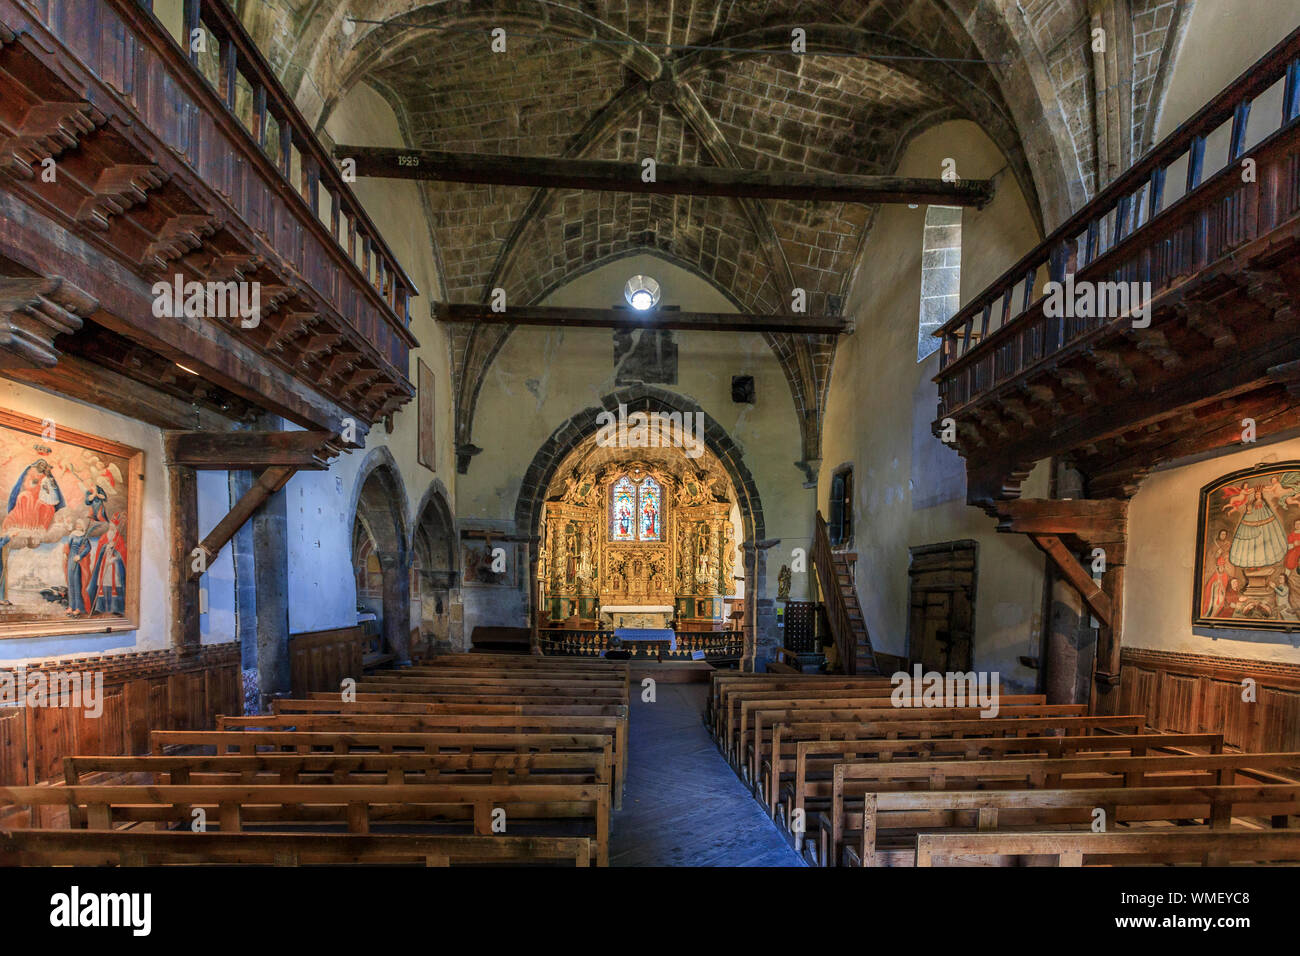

{"left": 411, "top": 478, "right": 460, "bottom": 653}
{"left": 349, "top": 447, "right": 413, "bottom": 663}
{"left": 515, "top": 385, "right": 775, "bottom": 668}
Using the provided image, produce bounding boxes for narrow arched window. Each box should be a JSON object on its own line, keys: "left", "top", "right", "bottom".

{"left": 611, "top": 477, "right": 636, "bottom": 541}
{"left": 638, "top": 477, "right": 661, "bottom": 541}
{"left": 918, "top": 205, "right": 962, "bottom": 361}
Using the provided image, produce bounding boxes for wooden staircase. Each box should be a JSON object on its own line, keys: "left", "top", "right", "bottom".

{"left": 812, "top": 511, "right": 879, "bottom": 675}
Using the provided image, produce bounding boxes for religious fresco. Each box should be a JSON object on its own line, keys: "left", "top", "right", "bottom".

{"left": 1195, "top": 462, "right": 1300, "bottom": 629}
{"left": 0, "top": 409, "right": 142, "bottom": 638}
{"left": 461, "top": 541, "right": 520, "bottom": 587}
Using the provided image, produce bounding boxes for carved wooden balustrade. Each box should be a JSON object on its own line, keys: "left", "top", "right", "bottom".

{"left": 933, "top": 26, "right": 1300, "bottom": 505}
{"left": 0, "top": 0, "right": 418, "bottom": 432}
{"left": 538, "top": 628, "right": 744, "bottom": 663}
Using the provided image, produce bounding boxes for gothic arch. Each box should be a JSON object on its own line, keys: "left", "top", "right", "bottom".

{"left": 515, "top": 385, "right": 771, "bottom": 665}
{"left": 348, "top": 446, "right": 413, "bottom": 661}
{"left": 515, "top": 385, "right": 764, "bottom": 545}
{"left": 411, "top": 477, "right": 458, "bottom": 576}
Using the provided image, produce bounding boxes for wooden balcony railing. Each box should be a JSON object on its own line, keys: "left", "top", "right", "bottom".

{"left": 934, "top": 26, "right": 1300, "bottom": 419}
{"left": 0, "top": 0, "right": 419, "bottom": 425}
{"left": 138, "top": 0, "right": 415, "bottom": 358}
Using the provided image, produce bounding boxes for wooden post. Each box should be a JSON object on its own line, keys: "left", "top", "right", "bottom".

{"left": 169, "top": 465, "right": 201, "bottom": 652}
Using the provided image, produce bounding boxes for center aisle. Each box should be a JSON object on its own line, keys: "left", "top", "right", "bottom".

{"left": 610, "top": 680, "right": 804, "bottom": 867}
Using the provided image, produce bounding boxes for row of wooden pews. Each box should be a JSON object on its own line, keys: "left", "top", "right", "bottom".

{"left": 0, "top": 653, "right": 629, "bottom": 866}
{"left": 705, "top": 672, "right": 1300, "bottom": 867}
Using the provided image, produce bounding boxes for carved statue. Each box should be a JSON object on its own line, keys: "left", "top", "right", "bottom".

{"left": 778, "top": 564, "right": 792, "bottom": 600}
{"left": 722, "top": 523, "right": 736, "bottom": 592}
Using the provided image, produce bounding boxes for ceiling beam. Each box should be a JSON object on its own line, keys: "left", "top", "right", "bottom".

{"left": 3, "top": 355, "right": 235, "bottom": 431}
{"left": 434, "top": 303, "right": 849, "bottom": 335}
{"left": 336, "top": 146, "right": 995, "bottom": 207}
{"left": 163, "top": 430, "right": 337, "bottom": 470}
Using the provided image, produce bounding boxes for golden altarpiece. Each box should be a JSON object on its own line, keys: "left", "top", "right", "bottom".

{"left": 538, "top": 461, "right": 736, "bottom": 627}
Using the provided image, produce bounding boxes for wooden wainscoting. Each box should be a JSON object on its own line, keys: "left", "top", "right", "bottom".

{"left": 288, "top": 626, "right": 367, "bottom": 696}
{"left": 0, "top": 643, "right": 240, "bottom": 789}
{"left": 1117, "top": 647, "right": 1300, "bottom": 752}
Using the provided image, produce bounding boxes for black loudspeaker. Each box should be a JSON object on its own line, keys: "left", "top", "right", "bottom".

{"left": 731, "top": 375, "right": 755, "bottom": 404}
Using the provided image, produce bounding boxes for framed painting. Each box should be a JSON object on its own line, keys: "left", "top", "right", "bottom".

{"left": 1194, "top": 461, "right": 1300, "bottom": 630}
{"left": 0, "top": 409, "right": 143, "bottom": 638}
{"left": 417, "top": 358, "right": 435, "bottom": 472}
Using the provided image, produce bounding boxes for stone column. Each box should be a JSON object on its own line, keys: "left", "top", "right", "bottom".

{"left": 377, "top": 550, "right": 412, "bottom": 664}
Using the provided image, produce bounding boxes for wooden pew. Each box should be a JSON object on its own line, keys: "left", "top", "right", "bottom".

{"left": 769, "top": 733, "right": 1206, "bottom": 822}
{"left": 771, "top": 716, "right": 1153, "bottom": 828}
{"left": 760, "top": 712, "right": 1148, "bottom": 813}
{"left": 314, "top": 691, "right": 619, "bottom": 708}
{"left": 0, "top": 782, "right": 612, "bottom": 866}
{"left": 710, "top": 676, "right": 894, "bottom": 739}
{"left": 214, "top": 713, "right": 628, "bottom": 809}
{"left": 153, "top": 730, "right": 612, "bottom": 764}
{"left": 347, "top": 685, "right": 627, "bottom": 704}
{"left": 367, "top": 674, "right": 626, "bottom": 692}
{"left": 846, "top": 783, "right": 1300, "bottom": 867}
{"left": 821, "top": 751, "right": 1300, "bottom": 867}
{"left": 403, "top": 665, "right": 627, "bottom": 682}
{"left": 274, "top": 699, "right": 623, "bottom": 717}
{"left": 0, "top": 829, "right": 595, "bottom": 866}
{"left": 914, "top": 829, "right": 1300, "bottom": 867}
{"left": 66, "top": 751, "right": 612, "bottom": 788}
{"left": 352, "top": 679, "right": 628, "bottom": 703}
{"left": 425, "top": 654, "right": 627, "bottom": 671}
{"left": 725, "top": 703, "right": 1087, "bottom": 775}
{"left": 737, "top": 695, "right": 1050, "bottom": 781}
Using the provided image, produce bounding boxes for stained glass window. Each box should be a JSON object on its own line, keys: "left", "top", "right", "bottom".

{"left": 638, "top": 478, "right": 661, "bottom": 540}
{"left": 611, "top": 477, "right": 636, "bottom": 541}
{"left": 610, "top": 474, "right": 664, "bottom": 542}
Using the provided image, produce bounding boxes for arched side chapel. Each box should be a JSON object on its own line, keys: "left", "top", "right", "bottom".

{"left": 0, "top": 0, "right": 1297, "bottom": 877}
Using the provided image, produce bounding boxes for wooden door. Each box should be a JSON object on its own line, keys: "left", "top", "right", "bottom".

{"left": 908, "top": 542, "right": 977, "bottom": 673}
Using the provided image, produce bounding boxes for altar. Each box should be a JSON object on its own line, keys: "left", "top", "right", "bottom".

{"left": 600, "top": 605, "right": 673, "bottom": 629}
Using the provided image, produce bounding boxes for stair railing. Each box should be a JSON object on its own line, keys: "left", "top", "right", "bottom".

{"left": 813, "top": 510, "right": 856, "bottom": 675}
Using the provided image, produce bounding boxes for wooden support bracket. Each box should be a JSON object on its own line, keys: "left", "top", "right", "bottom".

{"left": 189, "top": 465, "right": 297, "bottom": 578}
{"left": 1030, "top": 533, "right": 1114, "bottom": 628}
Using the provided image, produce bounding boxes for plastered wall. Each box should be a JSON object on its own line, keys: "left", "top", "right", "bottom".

{"left": 1125, "top": 438, "right": 1300, "bottom": 664}
{"left": 817, "top": 120, "right": 1049, "bottom": 691}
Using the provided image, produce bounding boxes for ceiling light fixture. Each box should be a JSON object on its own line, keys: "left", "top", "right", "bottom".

{"left": 624, "top": 275, "right": 661, "bottom": 311}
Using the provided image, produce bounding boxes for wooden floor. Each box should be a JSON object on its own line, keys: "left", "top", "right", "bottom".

{"left": 610, "top": 682, "right": 804, "bottom": 866}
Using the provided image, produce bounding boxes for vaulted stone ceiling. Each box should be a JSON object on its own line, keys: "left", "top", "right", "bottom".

{"left": 232, "top": 0, "right": 1191, "bottom": 477}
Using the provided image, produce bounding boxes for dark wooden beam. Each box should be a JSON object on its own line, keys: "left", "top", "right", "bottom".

{"left": 335, "top": 146, "right": 995, "bottom": 207}
{"left": 2, "top": 355, "right": 234, "bottom": 431}
{"left": 434, "top": 302, "right": 849, "bottom": 335}
{"left": 191, "top": 465, "right": 297, "bottom": 579}
{"left": 1030, "top": 534, "right": 1113, "bottom": 628}
{"left": 169, "top": 464, "right": 201, "bottom": 652}
{"left": 163, "top": 430, "right": 336, "bottom": 470}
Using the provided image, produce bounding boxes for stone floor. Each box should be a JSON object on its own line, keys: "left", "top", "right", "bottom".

{"left": 609, "top": 681, "right": 804, "bottom": 867}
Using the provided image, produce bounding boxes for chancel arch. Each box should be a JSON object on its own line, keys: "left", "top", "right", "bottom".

{"left": 517, "top": 386, "right": 765, "bottom": 660}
